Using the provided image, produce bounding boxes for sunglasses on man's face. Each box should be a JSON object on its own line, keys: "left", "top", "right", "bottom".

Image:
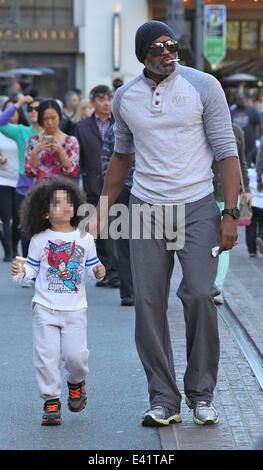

{"left": 148, "top": 39, "right": 178, "bottom": 58}
{"left": 28, "top": 106, "right": 39, "bottom": 112}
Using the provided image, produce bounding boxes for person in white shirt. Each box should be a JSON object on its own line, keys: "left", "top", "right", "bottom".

{"left": 0, "top": 132, "right": 18, "bottom": 261}
{"left": 12, "top": 177, "right": 105, "bottom": 426}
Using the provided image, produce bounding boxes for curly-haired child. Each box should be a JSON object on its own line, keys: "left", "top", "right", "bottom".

{"left": 12, "top": 176, "right": 105, "bottom": 426}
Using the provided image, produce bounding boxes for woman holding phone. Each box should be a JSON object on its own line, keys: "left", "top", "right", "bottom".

{"left": 24, "top": 99, "right": 80, "bottom": 182}
{"left": 0, "top": 95, "right": 42, "bottom": 260}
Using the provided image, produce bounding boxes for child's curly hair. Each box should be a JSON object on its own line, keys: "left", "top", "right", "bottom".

{"left": 20, "top": 177, "right": 87, "bottom": 238}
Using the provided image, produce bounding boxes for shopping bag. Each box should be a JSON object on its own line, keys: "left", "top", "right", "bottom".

{"left": 237, "top": 194, "right": 252, "bottom": 226}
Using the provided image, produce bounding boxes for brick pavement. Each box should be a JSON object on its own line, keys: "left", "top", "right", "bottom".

{"left": 223, "top": 226, "right": 263, "bottom": 355}
{"left": 165, "top": 226, "right": 263, "bottom": 450}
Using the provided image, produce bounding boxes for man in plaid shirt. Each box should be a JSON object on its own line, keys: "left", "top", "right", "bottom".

{"left": 101, "top": 125, "right": 135, "bottom": 306}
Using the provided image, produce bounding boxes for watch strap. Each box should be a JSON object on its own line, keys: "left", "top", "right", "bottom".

{"left": 222, "top": 208, "right": 239, "bottom": 219}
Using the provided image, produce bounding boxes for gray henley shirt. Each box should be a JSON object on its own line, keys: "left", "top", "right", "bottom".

{"left": 112, "top": 64, "right": 238, "bottom": 205}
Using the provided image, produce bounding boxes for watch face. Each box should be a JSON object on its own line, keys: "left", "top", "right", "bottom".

{"left": 233, "top": 208, "right": 240, "bottom": 219}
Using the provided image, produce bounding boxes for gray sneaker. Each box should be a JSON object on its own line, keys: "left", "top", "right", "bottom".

{"left": 185, "top": 398, "right": 219, "bottom": 425}
{"left": 142, "top": 405, "right": 182, "bottom": 427}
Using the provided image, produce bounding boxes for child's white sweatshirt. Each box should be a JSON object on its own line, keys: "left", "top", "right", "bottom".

{"left": 24, "top": 228, "right": 101, "bottom": 311}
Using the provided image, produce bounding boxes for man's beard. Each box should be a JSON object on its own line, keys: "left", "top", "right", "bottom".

{"left": 145, "top": 57, "right": 176, "bottom": 76}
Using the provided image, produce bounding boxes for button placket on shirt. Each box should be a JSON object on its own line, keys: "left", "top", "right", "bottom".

{"left": 151, "top": 84, "right": 165, "bottom": 113}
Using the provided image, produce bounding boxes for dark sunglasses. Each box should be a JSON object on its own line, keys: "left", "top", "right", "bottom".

{"left": 28, "top": 106, "right": 39, "bottom": 112}
{"left": 148, "top": 39, "right": 178, "bottom": 57}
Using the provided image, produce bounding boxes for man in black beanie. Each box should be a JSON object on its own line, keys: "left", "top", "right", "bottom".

{"left": 135, "top": 20, "right": 177, "bottom": 64}
{"left": 84, "top": 21, "right": 240, "bottom": 427}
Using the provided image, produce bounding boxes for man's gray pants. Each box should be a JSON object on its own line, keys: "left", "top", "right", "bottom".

{"left": 129, "top": 193, "right": 221, "bottom": 410}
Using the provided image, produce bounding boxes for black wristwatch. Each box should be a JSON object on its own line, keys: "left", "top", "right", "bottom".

{"left": 222, "top": 208, "right": 240, "bottom": 220}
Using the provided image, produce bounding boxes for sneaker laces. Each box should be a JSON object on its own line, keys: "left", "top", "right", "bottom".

{"left": 45, "top": 400, "right": 60, "bottom": 412}
{"left": 69, "top": 387, "right": 81, "bottom": 399}
{"left": 46, "top": 403, "right": 59, "bottom": 412}
{"left": 189, "top": 400, "right": 212, "bottom": 411}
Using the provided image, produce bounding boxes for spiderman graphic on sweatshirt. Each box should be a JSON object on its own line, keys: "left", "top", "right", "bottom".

{"left": 47, "top": 241, "right": 84, "bottom": 292}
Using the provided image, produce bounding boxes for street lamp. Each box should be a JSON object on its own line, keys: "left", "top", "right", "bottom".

{"left": 112, "top": 6, "right": 121, "bottom": 72}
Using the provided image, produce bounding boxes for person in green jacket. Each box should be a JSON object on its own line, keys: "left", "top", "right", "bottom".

{"left": 0, "top": 95, "right": 42, "bottom": 259}
{"left": 212, "top": 122, "right": 252, "bottom": 304}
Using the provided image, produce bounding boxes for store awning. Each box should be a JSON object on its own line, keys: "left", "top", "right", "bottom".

{"left": 8, "top": 68, "right": 43, "bottom": 76}
{"left": 215, "top": 59, "right": 263, "bottom": 81}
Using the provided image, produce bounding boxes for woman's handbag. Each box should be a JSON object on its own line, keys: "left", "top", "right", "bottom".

{"left": 237, "top": 157, "right": 252, "bottom": 226}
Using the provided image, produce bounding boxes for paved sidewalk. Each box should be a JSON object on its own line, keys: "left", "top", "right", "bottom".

{"left": 165, "top": 226, "right": 263, "bottom": 450}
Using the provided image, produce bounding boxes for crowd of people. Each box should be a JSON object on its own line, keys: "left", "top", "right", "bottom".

{"left": 1, "top": 82, "right": 263, "bottom": 301}
{"left": 1, "top": 19, "right": 263, "bottom": 429}
{"left": 0, "top": 81, "right": 134, "bottom": 305}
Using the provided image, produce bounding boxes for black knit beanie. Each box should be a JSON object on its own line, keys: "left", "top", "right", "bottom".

{"left": 135, "top": 20, "right": 177, "bottom": 64}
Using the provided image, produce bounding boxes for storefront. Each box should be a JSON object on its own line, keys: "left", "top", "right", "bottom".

{"left": 0, "top": 0, "right": 78, "bottom": 99}
{"left": 1, "top": 1, "right": 262, "bottom": 101}
{"left": 148, "top": 0, "right": 263, "bottom": 103}
{"left": 148, "top": 0, "right": 263, "bottom": 75}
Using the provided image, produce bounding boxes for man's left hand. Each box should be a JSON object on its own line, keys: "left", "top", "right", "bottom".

{"left": 217, "top": 215, "right": 238, "bottom": 254}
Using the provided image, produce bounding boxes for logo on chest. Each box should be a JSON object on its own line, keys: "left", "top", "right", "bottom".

{"left": 172, "top": 92, "right": 189, "bottom": 107}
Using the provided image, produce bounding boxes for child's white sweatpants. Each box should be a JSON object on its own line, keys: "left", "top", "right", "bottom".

{"left": 31, "top": 302, "right": 89, "bottom": 401}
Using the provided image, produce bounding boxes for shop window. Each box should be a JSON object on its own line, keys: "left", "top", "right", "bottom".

{"left": 227, "top": 21, "right": 239, "bottom": 50}
{"left": 241, "top": 21, "right": 258, "bottom": 50}
{"left": 0, "top": 0, "right": 74, "bottom": 28}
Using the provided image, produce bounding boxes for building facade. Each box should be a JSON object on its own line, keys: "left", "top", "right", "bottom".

{"left": 0, "top": 0, "right": 79, "bottom": 99}
{"left": 0, "top": 1, "right": 262, "bottom": 100}
{"left": 0, "top": 0, "right": 149, "bottom": 99}
{"left": 73, "top": 0, "right": 148, "bottom": 96}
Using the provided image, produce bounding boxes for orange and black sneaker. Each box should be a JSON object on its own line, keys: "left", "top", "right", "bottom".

{"left": 42, "top": 399, "right": 61, "bottom": 426}
{"left": 67, "top": 381, "right": 87, "bottom": 412}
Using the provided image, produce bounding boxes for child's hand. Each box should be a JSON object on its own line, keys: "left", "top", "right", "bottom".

{"left": 0, "top": 154, "right": 7, "bottom": 164}
{"left": 93, "top": 264, "right": 106, "bottom": 279}
{"left": 12, "top": 261, "right": 25, "bottom": 276}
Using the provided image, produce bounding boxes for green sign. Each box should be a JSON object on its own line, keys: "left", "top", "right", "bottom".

{"left": 204, "top": 5, "right": 226, "bottom": 66}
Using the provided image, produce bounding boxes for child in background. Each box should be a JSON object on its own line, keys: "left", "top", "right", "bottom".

{"left": 12, "top": 177, "right": 105, "bottom": 426}
{"left": 245, "top": 167, "right": 263, "bottom": 257}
